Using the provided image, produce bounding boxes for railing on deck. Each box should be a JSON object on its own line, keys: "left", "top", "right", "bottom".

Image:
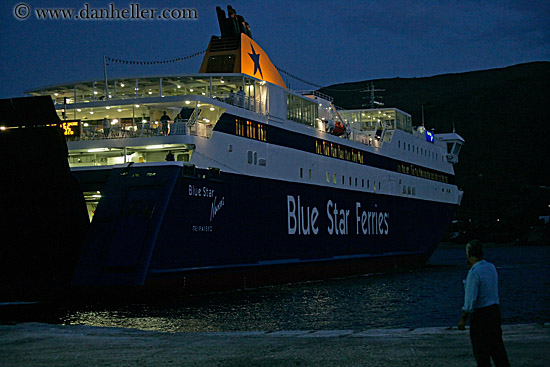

{"left": 74, "top": 119, "right": 214, "bottom": 141}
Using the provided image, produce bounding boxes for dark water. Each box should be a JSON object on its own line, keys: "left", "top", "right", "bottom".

{"left": 1, "top": 245, "right": 549, "bottom": 332}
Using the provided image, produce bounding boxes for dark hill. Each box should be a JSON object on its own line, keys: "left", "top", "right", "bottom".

{"left": 319, "top": 62, "right": 550, "bottom": 243}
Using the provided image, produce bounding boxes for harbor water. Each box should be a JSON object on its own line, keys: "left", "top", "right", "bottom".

{"left": 1, "top": 244, "right": 549, "bottom": 332}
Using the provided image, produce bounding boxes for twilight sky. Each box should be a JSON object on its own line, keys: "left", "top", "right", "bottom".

{"left": 1, "top": 0, "right": 548, "bottom": 98}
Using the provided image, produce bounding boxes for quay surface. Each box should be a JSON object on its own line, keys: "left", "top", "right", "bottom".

{"left": 1, "top": 323, "right": 548, "bottom": 366}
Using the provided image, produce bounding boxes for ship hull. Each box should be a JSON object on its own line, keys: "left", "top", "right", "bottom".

{"left": 72, "top": 164, "right": 457, "bottom": 293}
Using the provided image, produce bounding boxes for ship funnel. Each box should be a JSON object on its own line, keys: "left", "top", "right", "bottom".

{"left": 199, "top": 6, "right": 287, "bottom": 89}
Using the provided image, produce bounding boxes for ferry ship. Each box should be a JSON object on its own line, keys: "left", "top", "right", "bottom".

{"left": 24, "top": 6, "right": 464, "bottom": 292}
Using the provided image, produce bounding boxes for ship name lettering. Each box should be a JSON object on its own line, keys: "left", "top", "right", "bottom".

{"left": 327, "top": 200, "right": 350, "bottom": 235}
{"left": 188, "top": 184, "right": 215, "bottom": 198}
{"left": 210, "top": 196, "right": 225, "bottom": 221}
{"left": 287, "top": 195, "right": 319, "bottom": 235}
{"left": 355, "top": 202, "right": 389, "bottom": 235}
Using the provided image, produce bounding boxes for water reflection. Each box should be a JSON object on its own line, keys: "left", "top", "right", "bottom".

{"left": 3, "top": 245, "right": 549, "bottom": 332}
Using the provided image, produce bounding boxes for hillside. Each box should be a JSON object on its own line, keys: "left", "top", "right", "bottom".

{"left": 319, "top": 62, "right": 550, "bottom": 242}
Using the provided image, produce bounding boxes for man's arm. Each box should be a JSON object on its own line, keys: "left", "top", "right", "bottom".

{"left": 458, "top": 271, "right": 479, "bottom": 330}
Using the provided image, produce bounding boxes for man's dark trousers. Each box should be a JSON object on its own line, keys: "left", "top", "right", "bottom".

{"left": 470, "top": 304, "right": 510, "bottom": 367}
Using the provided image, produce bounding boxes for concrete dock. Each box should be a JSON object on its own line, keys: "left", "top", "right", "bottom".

{"left": 1, "top": 323, "right": 548, "bottom": 366}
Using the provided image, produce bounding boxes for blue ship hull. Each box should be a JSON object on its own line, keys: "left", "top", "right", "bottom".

{"left": 72, "top": 163, "right": 457, "bottom": 292}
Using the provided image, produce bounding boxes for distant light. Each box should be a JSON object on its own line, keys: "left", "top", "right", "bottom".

{"left": 189, "top": 88, "right": 194, "bottom": 92}
{"left": 209, "top": 107, "right": 215, "bottom": 111}
{"left": 83, "top": 123, "right": 89, "bottom": 127}
{"left": 185, "top": 100, "right": 190, "bottom": 104}
{"left": 105, "top": 106, "right": 110, "bottom": 109}
{"left": 220, "top": 79, "right": 225, "bottom": 83}
{"left": 89, "top": 111, "right": 94, "bottom": 114}
{"left": 54, "top": 93, "right": 58, "bottom": 96}
{"left": 76, "top": 109, "right": 81, "bottom": 112}
{"left": 111, "top": 119, "right": 119, "bottom": 124}
{"left": 148, "top": 91, "right": 152, "bottom": 95}
{"left": 117, "top": 108, "right": 122, "bottom": 112}
{"left": 146, "top": 145, "right": 164, "bottom": 149}
{"left": 135, "top": 104, "right": 140, "bottom": 108}
{"left": 177, "top": 85, "right": 181, "bottom": 88}
{"left": 93, "top": 91, "right": 98, "bottom": 95}
{"left": 88, "top": 148, "right": 108, "bottom": 152}
{"left": 120, "top": 83, "right": 125, "bottom": 87}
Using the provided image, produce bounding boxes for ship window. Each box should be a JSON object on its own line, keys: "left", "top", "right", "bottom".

{"left": 374, "top": 181, "right": 377, "bottom": 190}
{"left": 398, "top": 141, "right": 400, "bottom": 148}
{"left": 349, "top": 177, "right": 352, "bottom": 186}
{"left": 403, "top": 186, "right": 407, "bottom": 194}
{"left": 362, "top": 179, "right": 365, "bottom": 188}
{"left": 247, "top": 150, "right": 252, "bottom": 164}
{"left": 326, "top": 172, "right": 330, "bottom": 183}
{"left": 367, "top": 180, "right": 370, "bottom": 188}
{"left": 300, "top": 168, "right": 303, "bottom": 178}
{"left": 309, "top": 169, "right": 312, "bottom": 180}
{"left": 333, "top": 173, "right": 337, "bottom": 184}
{"left": 355, "top": 177, "right": 358, "bottom": 187}
{"left": 254, "top": 151, "right": 258, "bottom": 165}
{"left": 412, "top": 187, "right": 416, "bottom": 195}
{"left": 453, "top": 144, "right": 461, "bottom": 155}
{"left": 342, "top": 175, "right": 345, "bottom": 185}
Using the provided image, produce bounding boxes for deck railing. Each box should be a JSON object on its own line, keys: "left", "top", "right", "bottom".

{"left": 72, "top": 119, "right": 214, "bottom": 141}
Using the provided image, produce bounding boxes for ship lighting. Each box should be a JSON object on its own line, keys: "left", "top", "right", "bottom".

{"left": 88, "top": 148, "right": 109, "bottom": 152}
{"left": 146, "top": 145, "right": 164, "bottom": 150}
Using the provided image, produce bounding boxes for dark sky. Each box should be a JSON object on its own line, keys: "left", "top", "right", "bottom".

{"left": 1, "top": 0, "right": 548, "bottom": 98}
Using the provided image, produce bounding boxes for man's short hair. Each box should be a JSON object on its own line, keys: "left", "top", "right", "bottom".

{"left": 466, "top": 240, "right": 484, "bottom": 258}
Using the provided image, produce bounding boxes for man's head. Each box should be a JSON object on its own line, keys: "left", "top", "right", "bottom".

{"left": 466, "top": 240, "right": 483, "bottom": 265}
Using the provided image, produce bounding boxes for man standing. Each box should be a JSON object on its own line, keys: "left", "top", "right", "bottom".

{"left": 458, "top": 240, "right": 510, "bottom": 367}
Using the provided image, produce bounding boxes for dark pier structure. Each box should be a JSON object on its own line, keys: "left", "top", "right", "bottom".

{"left": 0, "top": 96, "right": 89, "bottom": 299}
